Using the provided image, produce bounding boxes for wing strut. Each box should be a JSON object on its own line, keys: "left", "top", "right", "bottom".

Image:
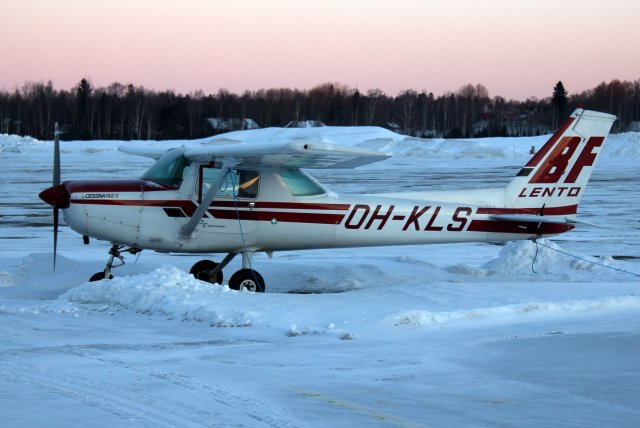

{"left": 180, "top": 159, "right": 238, "bottom": 238}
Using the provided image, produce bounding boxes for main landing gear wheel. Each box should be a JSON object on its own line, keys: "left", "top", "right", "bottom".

{"left": 228, "top": 269, "right": 265, "bottom": 293}
{"left": 190, "top": 259, "right": 224, "bottom": 285}
{"left": 89, "top": 271, "right": 113, "bottom": 282}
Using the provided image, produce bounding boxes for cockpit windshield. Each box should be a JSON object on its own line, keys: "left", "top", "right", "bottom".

{"left": 142, "top": 148, "right": 191, "bottom": 187}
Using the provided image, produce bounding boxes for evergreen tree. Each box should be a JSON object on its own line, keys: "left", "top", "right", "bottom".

{"left": 551, "top": 81, "right": 568, "bottom": 128}
{"left": 76, "top": 78, "right": 93, "bottom": 138}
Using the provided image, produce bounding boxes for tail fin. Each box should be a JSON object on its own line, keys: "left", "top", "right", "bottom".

{"left": 504, "top": 109, "right": 616, "bottom": 217}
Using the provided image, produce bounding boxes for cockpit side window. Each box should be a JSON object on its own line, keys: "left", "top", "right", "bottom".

{"left": 199, "top": 166, "right": 260, "bottom": 200}
{"left": 142, "top": 148, "right": 191, "bottom": 188}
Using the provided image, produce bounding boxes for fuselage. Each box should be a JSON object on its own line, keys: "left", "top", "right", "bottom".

{"left": 59, "top": 162, "right": 573, "bottom": 254}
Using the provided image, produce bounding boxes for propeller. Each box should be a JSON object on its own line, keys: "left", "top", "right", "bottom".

{"left": 53, "top": 123, "right": 60, "bottom": 270}
{"left": 39, "top": 123, "right": 68, "bottom": 271}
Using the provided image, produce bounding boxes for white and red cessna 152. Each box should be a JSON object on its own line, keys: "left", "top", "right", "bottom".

{"left": 40, "top": 109, "right": 615, "bottom": 292}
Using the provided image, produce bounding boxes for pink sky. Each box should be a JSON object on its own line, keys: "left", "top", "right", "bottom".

{"left": 1, "top": 0, "right": 638, "bottom": 100}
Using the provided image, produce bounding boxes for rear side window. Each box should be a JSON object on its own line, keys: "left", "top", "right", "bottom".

{"left": 279, "top": 169, "right": 325, "bottom": 196}
{"left": 219, "top": 169, "right": 260, "bottom": 199}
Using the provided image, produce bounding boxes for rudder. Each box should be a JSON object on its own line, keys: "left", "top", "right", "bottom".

{"left": 505, "top": 108, "right": 616, "bottom": 217}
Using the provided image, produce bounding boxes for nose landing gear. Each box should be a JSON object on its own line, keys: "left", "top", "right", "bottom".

{"left": 89, "top": 244, "right": 141, "bottom": 282}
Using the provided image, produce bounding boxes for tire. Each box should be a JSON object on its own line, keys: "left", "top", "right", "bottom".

{"left": 89, "top": 271, "right": 113, "bottom": 282}
{"left": 228, "top": 269, "right": 265, "bottom": 292}
{"left": 189, "top": 259, "right": 223, "bottom": 285}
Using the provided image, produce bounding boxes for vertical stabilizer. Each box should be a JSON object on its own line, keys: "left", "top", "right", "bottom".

{"left": 504, "top": 109, "right": 616, "bottom": 216}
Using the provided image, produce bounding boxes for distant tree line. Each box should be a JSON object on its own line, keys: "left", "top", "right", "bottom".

{"left": 1, "top": 78, "right": 639, "bottom": 141}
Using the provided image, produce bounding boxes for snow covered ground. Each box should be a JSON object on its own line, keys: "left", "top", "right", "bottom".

{"left": 1, "top": 130, "right": 639, "bottom": 427}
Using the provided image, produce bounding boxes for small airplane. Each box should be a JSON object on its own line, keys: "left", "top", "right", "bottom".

{"left": 39, "top": 109, "right": 616, "bottom": 292}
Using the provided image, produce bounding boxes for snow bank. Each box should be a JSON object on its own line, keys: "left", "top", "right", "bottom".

{"left": 49, "top": 266, "right": 258, "bottom": 327}
{"left": 38, "top": 265, "right": 361, "bottom": 339}
{"left": 0, "top": 254, "right": 94, "bottom": 300}
{"left": 1, "top": 131, "right": 638, "bottom": 161}
{"left": 391, "top": 294, "right": 640, "bottom": 328}
{"left": 360, "top": 136, "right": 541, "bottom": 159}
{"left": 370, "top": 132, "right": 640, "bottom": 161}
{"left": 484, "top": 239, "right": 616, "bottom": 276}
{"left": 447, "top": 239, "right": 633, "bottom": 281}
{"left": 0, "top": 134, "right": 42, "bottom": 152}
{"left": 600, "top": 132, "right": 640, "bottom": 160}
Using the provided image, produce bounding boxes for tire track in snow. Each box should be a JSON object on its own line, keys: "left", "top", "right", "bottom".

{"left": 0, "top": 340, "right": 302, "bottom": 428}
{"left": 0, "top": 360, "right": 211, "bottom": 427}
{"left": 98, "top": 357, "right": 302, "bottom": 428}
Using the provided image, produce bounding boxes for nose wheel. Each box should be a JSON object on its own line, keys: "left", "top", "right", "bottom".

{"left": 89, "top": 271, "right": 113, "bottom": 282}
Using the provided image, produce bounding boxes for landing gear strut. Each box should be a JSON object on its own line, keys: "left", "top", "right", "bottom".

{"left": 89, "top": 244, "right": 140, "bottom": 282}
{"left": 189, "top": 251, "right": 266, "bottom": 292}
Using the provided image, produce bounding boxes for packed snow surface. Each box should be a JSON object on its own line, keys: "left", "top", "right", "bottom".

{"left": 1, "top": 129, "right": 639, "bottom": 427}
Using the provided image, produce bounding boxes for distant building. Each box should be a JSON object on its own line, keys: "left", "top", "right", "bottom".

{"left": 501, "top": 111, "right": 551, "bottom": 137}
{"left": 472, "top": 120, "right": 490, "bottom": 135}
{"left": 285, "top": 120, "right": 326, "bottom": 128}
{"left": 207, "top": 118, "right": 260, "bottom": 131}
{"left": 386, "top": 122, "right": 401, "bottom": 131}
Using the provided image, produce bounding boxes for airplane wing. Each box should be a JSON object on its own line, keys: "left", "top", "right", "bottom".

{"left": 118, "top": 145, "right": 177, "bottom": 159}
{"left": 183, "top": 140, "right": 390, "bottom": 169}
{"left": 119, "top": 126, "right": 394, "bottom": 168}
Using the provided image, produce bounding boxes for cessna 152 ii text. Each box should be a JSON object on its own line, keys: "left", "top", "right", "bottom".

{"left": 39, "top": 109, "right": 616, "bottom": 292}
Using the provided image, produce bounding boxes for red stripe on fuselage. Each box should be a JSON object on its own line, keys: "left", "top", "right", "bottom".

{"left": 70, "top": 199, "right": 198, "bottom": 216}
{"left": 68, "top": 198, "right": 346, "bottom": 224}
{"left": 65, "top": 179, "right": 173, "bottom": 193}
{"left": 210, "top": 201, "right": 351, "bottom": 211}
{"left": 209, "top": 209, "right": 345, "bottom": 225}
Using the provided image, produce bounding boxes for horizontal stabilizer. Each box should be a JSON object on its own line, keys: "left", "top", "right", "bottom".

{"left": 490, "top": 214, "right": 600, "bottom": 228}
{"left": 490, "top": 214, "right": 568, "bottom": 224}
{"left": 564, "top": 217, "right": 601, "bottom": 228}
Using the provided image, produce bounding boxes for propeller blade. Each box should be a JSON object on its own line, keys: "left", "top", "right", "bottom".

{"left": 53, "top": 122, "right": 60, "bottom": 186}
{"left": 53, "top": 207, "right": 59, "bottom": 271}
{"left": 53, "top": 122, "right": 60, "bottom": 270}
